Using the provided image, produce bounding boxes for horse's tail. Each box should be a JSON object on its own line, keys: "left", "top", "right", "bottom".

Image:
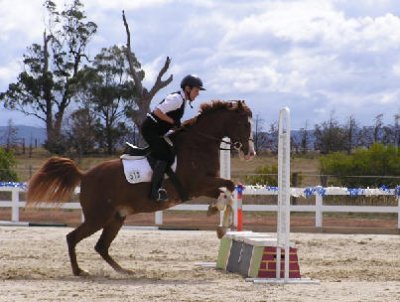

{"left": 26, "top": 157, "right": 83, "bottom": 205}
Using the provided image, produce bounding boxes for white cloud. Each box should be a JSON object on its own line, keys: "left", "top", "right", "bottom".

{"left": 2, "top": 0, "right": 400, "bottom": 128}
{"left": 0, "top": 1, "right": 44, "bottom": 43}
{"left": 84, "top": 0, "right": 173, "bottom": 11}
{"left": 379, "top": 91, "right": 400, "bottom": 105}
{"left": 0, "top": 59, "right": 21, "bottom": 84}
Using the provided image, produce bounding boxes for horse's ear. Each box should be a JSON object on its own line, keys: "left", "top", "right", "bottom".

{"left": 237, "top": 100, "right": 244, "bottom": 110}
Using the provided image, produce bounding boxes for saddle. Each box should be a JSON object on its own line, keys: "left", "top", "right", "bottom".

{"left": 123, "top": 142, "right": 151, "bottom": 157}
{"left": 122, "top": 142, "right": 188, "bottom": 201}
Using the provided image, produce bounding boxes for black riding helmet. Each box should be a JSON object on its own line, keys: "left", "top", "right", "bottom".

{"left": 180, "top": 75, "right": 206, "bottom": 91}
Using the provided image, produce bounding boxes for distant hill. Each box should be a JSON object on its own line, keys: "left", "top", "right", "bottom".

{"left": 0, "top": 125, "right": 46, "bottom": 146}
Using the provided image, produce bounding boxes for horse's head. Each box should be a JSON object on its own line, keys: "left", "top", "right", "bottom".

{"left": 225, "top": 100, "right": 256, "bottom": 161}
{"left": 184, "top": 100, "right": 256, "bottom": 160}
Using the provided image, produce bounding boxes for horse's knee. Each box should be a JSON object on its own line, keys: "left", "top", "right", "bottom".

{"left": 207, "top": 204, "right": 219, "bottom": 216}
{"left": 226, "top": 181, "right": 235, "bottom": 192}
{"left": 212, "top": 188, "right": 233, "bottom": 211}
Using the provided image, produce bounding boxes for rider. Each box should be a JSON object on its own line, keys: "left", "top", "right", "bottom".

{"left": 141, "top": 74, "right": 205, "bottom": 202}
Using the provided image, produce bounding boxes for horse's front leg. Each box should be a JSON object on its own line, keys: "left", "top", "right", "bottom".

{"left": 194, "top": 176, "right": 236, "bottom": 238}
{"left": 195, "top": 176, "right": 235, "bottom": 199}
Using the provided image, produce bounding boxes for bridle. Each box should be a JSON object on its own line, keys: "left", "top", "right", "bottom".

{"left": 193, "top": 130, "right": 253, "bottom": 151}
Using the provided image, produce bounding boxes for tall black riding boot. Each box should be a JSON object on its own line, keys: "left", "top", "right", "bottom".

{"left": 150, "top": 160, "right": 169, "bottom": 202}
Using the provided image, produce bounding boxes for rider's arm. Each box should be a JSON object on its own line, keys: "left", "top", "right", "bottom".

{"left": 154, "top": 93, "right": 184, "bottom": 125}
{"left": 153, "top": 108, "right": 175, "bottom": 125}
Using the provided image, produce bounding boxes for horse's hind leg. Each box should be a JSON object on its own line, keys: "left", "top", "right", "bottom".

{"left": 66, "top": 221, "right": 103, "bottom": 276}
{"left": 94, "top": 213, "right": 132, "bottom": 274}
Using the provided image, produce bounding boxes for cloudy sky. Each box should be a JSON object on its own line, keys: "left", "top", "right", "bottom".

{"left": 1, "top": 0, "right": 400, "bottom": 129}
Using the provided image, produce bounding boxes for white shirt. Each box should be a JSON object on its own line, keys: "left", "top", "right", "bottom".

{"left": 156, "top": 91, "right": 187, "bottom": 114}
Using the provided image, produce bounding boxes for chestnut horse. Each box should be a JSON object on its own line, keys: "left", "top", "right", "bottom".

{"left": 27, "top": 100, "right": 255, "bottom": 276}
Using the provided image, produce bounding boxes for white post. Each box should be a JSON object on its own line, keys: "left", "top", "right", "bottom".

{"left": 11, "top": 188, "right": 19, "bottom": 222}
{"left": 155, "top": 211, "right": 163, "bottom": 225}
{"left": 220, "top": 138, "right": 231, "bottom": 226}
{"left": 315, "top": 194, "right": 323, "bottom": 228}
{"left": 242, "top": 107, "right": 319, "bottom": 284}
{"left": 277, "top": 107, "right": 291, "bottom": 282}
{"left": 220, "top": 137, "right": 231, "bottom": 180}
{"left": 232, "top": 190, "right": 238, "bottom": 228}
{"left": 397, "top": 195, "right": 400, "bottom": 229}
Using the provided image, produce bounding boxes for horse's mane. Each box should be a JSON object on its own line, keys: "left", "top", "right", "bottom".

{"left": 181, "top": 100, "right": 251, "bottom": 128}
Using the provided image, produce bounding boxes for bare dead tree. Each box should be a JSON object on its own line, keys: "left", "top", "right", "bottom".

{"left": 122, "top": 10, "right": 173, "bottom": 145}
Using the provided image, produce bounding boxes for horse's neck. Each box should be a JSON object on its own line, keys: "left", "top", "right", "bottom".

{"left": 173, "top": 117, "right": 226, "bottom": 149}
{"left": 170, "top": 117, "right": 226, "bottom": 174}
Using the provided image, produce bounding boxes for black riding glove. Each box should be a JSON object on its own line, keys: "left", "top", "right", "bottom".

{"left": 174, "top": 120, "right": 181, "bottom": 128}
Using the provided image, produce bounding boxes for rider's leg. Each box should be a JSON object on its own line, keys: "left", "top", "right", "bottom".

{"left": 141, "top": 127, "right": 174, "bottom": 202}
{"left": 149, "top": 141, "right": 174, "bottom": 202}
{"left": 150, "top": 160, "right": 168, "bottom": 202}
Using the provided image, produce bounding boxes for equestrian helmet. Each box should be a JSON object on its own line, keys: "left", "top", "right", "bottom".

{"left": 180, "top": 75, "right": 206, "bottom": 90}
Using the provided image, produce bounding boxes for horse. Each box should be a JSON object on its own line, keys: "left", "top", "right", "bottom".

{"left": 26, "top": 100, "right": 255, "bottom": 276}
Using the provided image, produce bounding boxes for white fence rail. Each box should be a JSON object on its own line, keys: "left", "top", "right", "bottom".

{"left": 1, "top": 185, "right": 399, "bottom": 229}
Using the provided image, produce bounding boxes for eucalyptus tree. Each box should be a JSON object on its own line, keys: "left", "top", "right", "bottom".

{"left": 343, "top": 115, "right": 358, "bottom": 154}
{"left": 299, "top": 120, "right": 310, "bottom": 154}
{"left": 75, "top": 46, "right": 133, "bottom": 154}
{"left": 314, "top": 111, "right": 347, "bottom": 154}
{"left": 253, "top": 114, "right": 267, "bottom": 153}
{"left": 0, "top": 0, "right": 96, "bottom": 153}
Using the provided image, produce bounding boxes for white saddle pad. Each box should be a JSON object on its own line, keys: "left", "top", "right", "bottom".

{"left": 120, "top": 154, "right": 177, "bottom": 184}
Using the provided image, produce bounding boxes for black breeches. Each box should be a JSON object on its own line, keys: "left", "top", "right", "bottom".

{"left": 141, "top": 118, "right": 175, "bottom": 165}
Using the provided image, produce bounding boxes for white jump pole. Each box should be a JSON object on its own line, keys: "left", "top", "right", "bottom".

{"left": 276, "top": 106, "right": 291, "bottom": 282}
{"left": 219, "top": 138, "right": 231, "bottom": 226}
{"left": 252, "top": 107, "right": 319, "bottom": 284}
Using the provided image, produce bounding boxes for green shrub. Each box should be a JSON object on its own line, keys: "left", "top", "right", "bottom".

{"left": 245, "top": 164, "right": 302, "bottom": 186}
{"left": 245, "top": 164, "right": 278, "bottom": 186}
{"left": 0, "top": 148, "right": 18, "bottom": 181}
{"left": 320, "top": 143, "right": 400, "bottom": 187}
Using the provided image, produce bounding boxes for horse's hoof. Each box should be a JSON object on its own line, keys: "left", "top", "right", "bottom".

{"left": 117, "top": 268, "right": 135, "bottom": 275}
{"left": 74, "top": 268, "right": 90, "bottom": 277}
{"left": 216, "top": 226, "right": 228, "bottom": 239}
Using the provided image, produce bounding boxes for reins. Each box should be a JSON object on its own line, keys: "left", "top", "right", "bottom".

{"left": 192, "top": 129, "right": 253, "bottom": 151}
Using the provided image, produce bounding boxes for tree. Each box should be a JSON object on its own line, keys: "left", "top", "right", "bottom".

{"left": 76, "top": 46, "right": 132, "bottom": 154}
{"left": 0, "top": 148, "right": 18, "bottom": 181}
{"left": 65, "top": 108, "right": 99, "bottom": 156}
{"left": 267, "top": 122, "right": 279, "bottom": 153}
{"left": 253, "top": 114, "right": 267, "bottom": 153}
{"left": 358, "top": 125, "right": 374, "bottom": 148}
{"left": 122, "top": 11, "right": 173, "bottom": 145}
{"left": 299, "top": 120, "right": 310, "bottom": 154}
{"left": 373, "top": 113, "right": 383, "bottom": 143}
{"left": 343, "top": 115, "right": 358, "bottom": 154}
{"left": 314, "top": 111, "right": 347, "bottom": 154}
{"left": 1, "top": 120, "right": 19, "bottom": 152}
{"left": 381, "top": 125, "right": 394, "bottom": 145}
{"left": 0, "top": 0, "right": 97, "bottom": 154}
{"left": 394, "top": 113, "right": 400, "bottom": 149}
